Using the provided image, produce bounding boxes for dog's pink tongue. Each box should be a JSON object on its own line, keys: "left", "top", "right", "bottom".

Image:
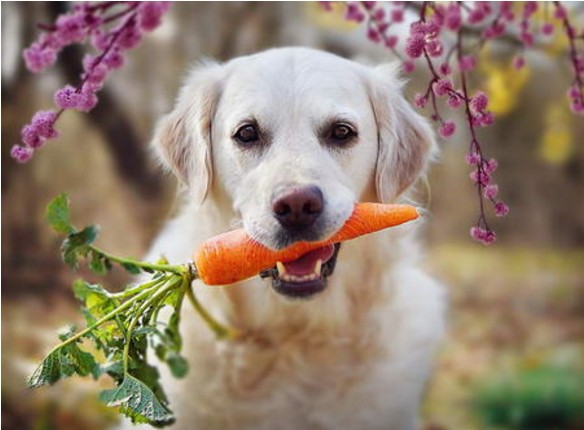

{"left": 282, "top": 245, "right": 335, "bottom": 276}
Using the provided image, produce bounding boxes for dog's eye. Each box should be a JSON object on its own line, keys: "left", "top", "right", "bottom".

{"left": 329, "top": 123, "right": 357, "bottom": 144}
{"left": 234, "top": 124, "right": 260, "bottom": 145}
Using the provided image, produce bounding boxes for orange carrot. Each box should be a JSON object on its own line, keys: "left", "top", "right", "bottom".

{"left": 194, "top": 203, "right": 419, "bottom": 286}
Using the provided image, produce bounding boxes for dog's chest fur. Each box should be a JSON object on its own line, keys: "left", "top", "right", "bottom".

{"left": 141, "top": 211, "right": 444, "bottom": 430}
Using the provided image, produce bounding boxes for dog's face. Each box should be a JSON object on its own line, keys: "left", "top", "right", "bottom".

{"left": 154, "top": 48, "right": 435, "bottom": 299}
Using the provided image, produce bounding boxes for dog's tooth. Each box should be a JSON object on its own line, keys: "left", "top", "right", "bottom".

{"left": 276, "top": 261, "right": 286, "bottom": 276}
{"left": 314, "top": 259, "right": 322, "bottom": 277}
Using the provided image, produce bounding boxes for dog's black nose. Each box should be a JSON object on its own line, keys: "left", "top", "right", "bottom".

{"left": 272, "top": 185, "right": 323, "bottom": 230}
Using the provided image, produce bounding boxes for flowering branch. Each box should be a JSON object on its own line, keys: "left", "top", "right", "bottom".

{"left": 324, "top": 1, "right": 583, "bottom": 244}
{"left": 10, "top": 2, "right": 171, "bottom": 163}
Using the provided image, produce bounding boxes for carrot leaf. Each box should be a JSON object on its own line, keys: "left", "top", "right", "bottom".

{"left": 99, "top": 373, "right": 175, "bottom": 426}
{"left": 45, "top": 192, "right": 74, "bottom": 234}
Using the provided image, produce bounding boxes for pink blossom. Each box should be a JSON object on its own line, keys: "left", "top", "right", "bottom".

{"left": 103, "top": 48, "right": 125, "bottom": 70}
{"left": 468, "top": 9, "right": 486, "bottom": 24}
{"left": 570, "top": 99, "right": 584, "bottom": 115}
{"left": 117, "top": 23, "right": 143, "bottom": 49}
{"left": 76, "top": 89, "right": 98, "bottom": 112}
{"left": 403, "top": 61, "right": 415, "bottom": 74}
{"left": 410, "top": 21, "right": 439, "bottom": 37}
{"left": 55, "top": 13, "right": 86, "bottom": 44}
{"left": 21, "top": 125, "right": 43, "bottom": 148}
{"left": 484, "top": 21, "right": 505, "bottom": 39}
{"left": 137, "top": 2, "right": 171, "bottom": 31}
{"left": 372, "top": 8, "right": 385, "bottom": 22}
{"left": 470, "top": 226, "right": 496, "bottom": 245}
{"left": 385, "top": 35, "right": 398, "bottom": 49}
{"left": 439, "top": 121, "right": 456, "bottom": 137}
{"left": 503, "top": 11, "right": 515, "bottom": 21}
{"left": 367, "top": 27, "right": 381, "bottom": 43}
{"left": 426, "top": 39, "right": 443, "bottom": 57}
{"left": 523, "top": 2, "right": 538, "bottom": 18}
{"left": 484, "top": 184, "right": 499, "bottom": 200}
{"left": 470, "top": 169, "right": 491, "bottom": 186}
{"left": 377, "top": 22, "right": 389, "bottom": 34}
{"left": 494, "top": 202, "right": 509, "bottom": 217}
{"left": 465, "top": 152, "right": 481, "bottom": 165}
{"left": 390, "top": 9, "right": 404, "bottom": 23}
{"left": 10, "top": 145, "right": 34, "bottom": 163}
{"left": 554, "top": 5, "right": 567, "bottom": 20}
{"left": 319, "top": 2, "right": 333, "bottom": 11}
{"left": 31, "top": 111, "right": 58, "bottom": 138}
{"left": 86, "top": 62, "right": 108, "bottom": 84}
{"left": 429, "top": 11, "right": 444, "bottom": 28}
{"left": 500, "top": 3, "right": 514, "bottom": 19}
{"left": 345, "top": 3, "right": 365, "bottom": 22}
{"left": 444, "top": 4, "right": 461, "bottom": 30}
{"left": 405, "top": 34, "right": 425, "bottom": 59}
{"left": 542, "top": 23, "right": 554, "bottom": 36}
{"left": 567, "top": 85, "right": 582, "bottom": 100}
{"left": 54, "top": 85, "right": 80, "bottom": 109}
{"left": 424, "top": 21, "right": 440, "bottom": 36}
{"left": 472, "top": 111, "right": 495, "bottom": 127}
{"left": 362, "top": 1, "right": 376, "bottom": 10}
{"left": 439, "top": 62, "right": 451, "bottom": 76}
{"left": 513, "top": 55, "right": 526, "bottom": 70}
{"left": 91, "top": 30, "right": 110, "bottom": 51}
{"left": 414, "top": 93, "right": 427, "bottom": 108}
{"left": 447, "top": 94, "right": 463, "bottom": 108}
{"left": 470, "top": 92, "right": 489, "bottom": 113}
{"left": 82, "top": 81, "right": 103, "bottom": 94}
{"left": 23, "top": 44, "right": 57, "bottom": 73}
{"left": 520, "top": 31, "right": 534, "bottom": 47}
{"left": 484, "top": 158, "right": 498, "bottom": 174}
{"left": 432, "top": 79, "right": 453, "bottom": 97}
{"left": 459, "top": 55, "right": 476, "bottom": 72}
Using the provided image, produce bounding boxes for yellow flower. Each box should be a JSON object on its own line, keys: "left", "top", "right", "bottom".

{"left": 305, "top": 2, "right": 359, "bottom": 31}
{"left": 480, "top": 50, "right": 531, "bottom": 116}
{"left": 539, "top": 102, "right": 574, "bottom": 165}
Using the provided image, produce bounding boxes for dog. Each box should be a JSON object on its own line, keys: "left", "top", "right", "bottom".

{"left": 122, "top": 47, "right": 445, "bottom": 430}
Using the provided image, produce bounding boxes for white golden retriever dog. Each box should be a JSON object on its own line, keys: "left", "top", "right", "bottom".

{"left": 126, "top": 47, "right": 445, "bottom": 430}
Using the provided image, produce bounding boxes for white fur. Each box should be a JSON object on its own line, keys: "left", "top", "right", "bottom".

{"left": 120, "top": 48, "right": 445, "bottom": 430}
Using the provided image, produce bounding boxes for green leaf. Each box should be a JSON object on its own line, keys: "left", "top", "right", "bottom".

{"left": 121, "top": 261, "right": 142, "bottom": 275}
{"left": 99, "top": 374, "right": 174, "bottom": 426}
{"left": 63, "top": 342, "right": 100, "bottom": 379}
{"left": 167, "top": 354, "right": 188, "bottom": 378}
{"left": 89, "top": 251, "right": 109, "bottom": 274}
{"left": 73, "top": 279, "right": 110, "bottom": 303}
{"left": 73, "top": 280, "right": 118, "bottom": 318}
{"left": 27, "top": 336, "right": 99, "bottom": 388}
{"left": 61, "top": 225, "right": 99, "bottom": 267}
{"left": 46, "top": 193, "right": 74, "bottom": 234}
{"left": 28, "top": 350, "right": 72, "bottom": 388}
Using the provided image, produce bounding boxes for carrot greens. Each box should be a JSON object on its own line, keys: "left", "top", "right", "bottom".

{"left": 28, "top": 194, "right": 233, "bottom": 426}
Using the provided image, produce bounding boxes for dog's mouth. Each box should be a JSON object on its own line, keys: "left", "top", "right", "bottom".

{"left": 260, "top": 243, "right": 341, "bottom": 299}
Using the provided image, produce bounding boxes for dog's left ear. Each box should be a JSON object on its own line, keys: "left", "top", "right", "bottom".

{"left": 368, "top": 63, "right": 438, "bottom": 202}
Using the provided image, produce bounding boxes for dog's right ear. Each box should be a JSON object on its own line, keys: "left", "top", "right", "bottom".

{"left": 152, "top": 61, "right": 224, "bottom": 203}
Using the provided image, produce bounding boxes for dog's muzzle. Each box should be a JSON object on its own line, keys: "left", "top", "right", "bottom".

{"left": 260, "top": 243, "right": 341, "bottom": 299}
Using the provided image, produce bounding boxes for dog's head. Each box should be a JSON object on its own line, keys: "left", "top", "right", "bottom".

{"left": 154, "top": 48, "right": 435, "bottom": 299}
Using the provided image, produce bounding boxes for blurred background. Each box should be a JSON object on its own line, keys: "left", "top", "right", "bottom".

{"left": 2, "top": 2, "right": 584, "bottom": 429}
